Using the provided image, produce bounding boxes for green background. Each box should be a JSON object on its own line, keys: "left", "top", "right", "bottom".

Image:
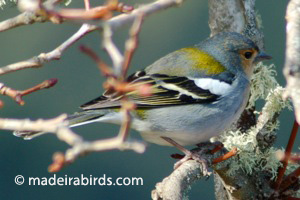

{"left": 0, "top": 1, "right": 298, "bottom": 199}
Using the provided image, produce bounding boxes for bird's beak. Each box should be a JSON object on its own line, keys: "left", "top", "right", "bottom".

{"left": 255, "top": 52, "right": 272, "bottom": 62}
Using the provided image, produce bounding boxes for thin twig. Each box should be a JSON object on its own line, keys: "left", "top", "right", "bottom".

{"left": 0, "top": 0, "right": 184, "bottom": 75}
{"left": 276, "top": 151, "right": 300, "bottom": 164}
{"left": 118, "top": 99, "right": 135, "bottom": 142}
{"left": 279, "top": 166, "right": 300, "bottom": 192}
{"left": 0, "top": 78, "right": 58, "bottom": 105}
{"left": 274, "top": 120, "right": 299, "bottom": 190}
{"left": 0, "top": 23, "right": 95, "bottom": 75}
{"left": 80, "top": 45, "right": 115, "bottom": 77}
{"left": 84, "top": 0, "right": 90, "bottom": 10}
{"left": 105, "top": 0, "right": 185, "bottom": 32}
{"left": 48, "top": 124, "right": 146, "bottom": 172}
{"left": 103, "top": 23, "right": 124, "bottom": 76}
{"left": 0, "top": 114, "right": 67, "bottom": 132}
{"left": 0, "top": 113, "right": 145, "bottom": 172}
{"left": 122, "top": 14, "right": 144, "bottom": 78}
{"left": 53, "top": 3, "right": 134, "bottom": 20}
{"left": 285, "top": 197, "right": 300, "bottom": 200}
{"left": 212, "top": 147, "right": 238, "bottom": 164}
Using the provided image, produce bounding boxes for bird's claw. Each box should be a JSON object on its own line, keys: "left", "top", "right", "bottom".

{"left": 174, "top": 150, "right": 212, "bottom": 176}
{"left": 161, "top": 136, "right": 212, "bottom": 176}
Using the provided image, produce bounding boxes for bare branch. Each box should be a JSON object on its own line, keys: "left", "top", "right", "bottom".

{"left": 122, "top": 14, "right": 144, "bottom": 78}
{"left": 280, "top": 166, "right": 300, "bottom": 193}
{"left": 103, "top": 23, "right": 124, "bottom": 76}
{"left": 105, "top": 0, "right": 185, "bottom": 32}
{"left": 0, "top": 114, "right": 146, "bottom": 172}
{"left": 0, "top": 23, "right": 96, "bottom": 75}
{"left": 84, "top": 0, "right": 90, "bottom": 10}
{"left": 0, "top": 78, "right": 57, "bottom": 105}
{"left": 0, "top": 11, "right": 47, "bottom": 32}
{"left": 80, "top": 45, "right": 115, "bottom": 78}
{"left": 47, "top": 100, "right": 146, "bottom": 172}
{"left": 283, "top": 0, "right": 300, "bottom": 125}
{"left": 274, "top": 120, "right": 299, "bottom": 190}
{"left": 208, "top": 0, "right": 264, "bottom": 49}
{"left": 53, "top": 3, "right": 134, "bottom": 20}
{"left": 0, "top": 0, "right": 184, "bottom": 75}
{"left": 0, "top": 114, "right": 67, "bottom": 132}
{"left": 152, "top": 160, "right": 206, "bottom": 200}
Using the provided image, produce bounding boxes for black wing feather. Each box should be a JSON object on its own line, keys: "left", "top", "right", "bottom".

{"left": 80, "top": 70, "right": 220, "bottom": 110}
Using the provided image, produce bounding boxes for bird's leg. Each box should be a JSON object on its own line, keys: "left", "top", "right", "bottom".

{"left": 171, "top": 141, "right": 224, "bottom": 159}
{"left": 161, "top": 136, "right": 212, "bottom": 176}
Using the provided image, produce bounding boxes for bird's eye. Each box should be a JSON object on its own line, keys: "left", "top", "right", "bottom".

{"left": 244, "top": 51, "right": 253, "bottom": 59}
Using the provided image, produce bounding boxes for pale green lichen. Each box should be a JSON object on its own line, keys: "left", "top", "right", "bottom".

{"left": 263, "top": 86, "right": 292, "bottom": 113}
{"left": 219, "top": 63, "right": 292, "bottom": 179}
{"left": 255, "top": 86, "right": 292, "bottom": 134}
{"left": 248, "top": 63, "right": 278, "bottom": 108}
{"left": 221, "top": 129, "right": 281, "bottom": 180}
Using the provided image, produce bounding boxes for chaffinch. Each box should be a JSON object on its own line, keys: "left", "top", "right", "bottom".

{"left": 15, "top": 32, "right": 271, "bottom": 147}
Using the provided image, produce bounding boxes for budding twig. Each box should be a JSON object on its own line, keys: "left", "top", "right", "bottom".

{"left": 0, "top": 78, "right": 58, "bottom": 105}
{"left": 0, "top": 24, "right": 95, "bottom": 75}
{"left": 122, "top": 14, "right": 144, "bottom": 78}
{"left": 47, "top": 1, "right": 148, "bottom": 173}
{"left": 53, "top": 2, "right": 133, "bottom": 20}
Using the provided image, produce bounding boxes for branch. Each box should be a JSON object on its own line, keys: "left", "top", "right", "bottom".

{"left": 152, "top": 146, "right": 237, "bottom": 200}
{"left": 0, "top": 0, "right": 59, "bottom": 32}
{"left": 208, "top": 0, "right": 264, "bottom": 49}
{"left": 122, "top": 14, "right": 144, "bottom": 78}
{"left": 0, "top": 11, "right": 47, "bottom": 32}
{"left": 0, "top": 0, "right": 185, "bottom": 76}
{"left": 274, "top": 121, "right": 299, "bottom": 190}
{"left": 105, "top": 0, "right": 185, "bottom": 32}
{"left": 8, "top": 3, "right": 151, "bottom": 172}
{"left": 283, "top": 0, "right": 300, "bottom": 125}
{"left": 254, "top": 87, "right": 288, "bottom": 140}
{"left": 151, "top": 160, "right": 210, "bottom": 200}
{"left": 0, "top": 114, "right": 67, "bottom": 132}
{"left": 0, "top": 23, "right": 95, "bottom": 75}
{"left": 1, "top": 115, "right": 145, "bottom": 172}
{"left": 0, "top": 78, "right": 57, "bottom": 105}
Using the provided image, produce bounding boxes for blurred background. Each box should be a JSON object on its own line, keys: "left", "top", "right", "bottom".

{"left": 0, "top": 1, "right": 298, "bottom": 199}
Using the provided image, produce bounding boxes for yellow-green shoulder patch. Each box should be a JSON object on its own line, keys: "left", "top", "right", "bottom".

{"left": 180, "top": 48, "right": 226, "bottom": 75}
{"left": 134, "top": 109, "right": 147, "bottom": 120}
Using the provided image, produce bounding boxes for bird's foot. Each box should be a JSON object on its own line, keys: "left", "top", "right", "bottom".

{"left": 161, "top": 137, "right": 213, "bottom": 176}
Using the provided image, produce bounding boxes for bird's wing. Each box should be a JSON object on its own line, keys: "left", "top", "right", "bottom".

{"left": 80, "top": 70, "right": 225, "bottom": 110}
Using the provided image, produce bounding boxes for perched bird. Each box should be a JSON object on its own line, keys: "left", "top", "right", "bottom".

{"left": 15, "top": 32, "right": 271, "bottom": 148}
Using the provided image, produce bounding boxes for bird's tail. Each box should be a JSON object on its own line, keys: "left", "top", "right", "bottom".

{"left": 13, "top": 110, "right": 106, "bottom": 140}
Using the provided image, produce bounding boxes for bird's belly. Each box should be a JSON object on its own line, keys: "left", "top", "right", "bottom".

{"left": 132, "top": 87, "right": 249, "bottom": 146}
{"left": 132, "top": 105, "right": 241, "bottom": 146}
{"left": 139, "top": 128, "right": 222, "bottom": 146}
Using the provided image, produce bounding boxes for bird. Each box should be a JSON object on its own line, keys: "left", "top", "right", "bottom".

{"left": 14, "top": 32, "right": 271, "bottom": 149}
